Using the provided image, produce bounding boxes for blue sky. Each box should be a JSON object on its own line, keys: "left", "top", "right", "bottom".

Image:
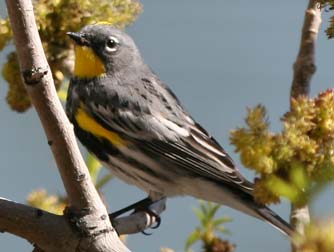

{"left": 0, "top": 1, "right": 333, "bottom": 251}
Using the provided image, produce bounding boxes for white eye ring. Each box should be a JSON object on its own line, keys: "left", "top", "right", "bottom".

{"left": 105, "top": 36, "right": 119, "bottom": 52}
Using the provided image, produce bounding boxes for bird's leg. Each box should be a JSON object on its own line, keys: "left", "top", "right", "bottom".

{"left": 109, "top": 197, "right": 153, "bottom": 219}
{"left": 109, "top": 196, "right": 166, "bottom": 234}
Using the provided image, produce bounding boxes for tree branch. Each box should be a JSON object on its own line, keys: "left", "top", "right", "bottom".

{"left": 6, "top": 0, "right": 100, "bottom": 213}
{"left": 0, "top": 196, "right": 166, "bottom": 247}
{"left": 0, "top": 197, "right": 76, "bottom": 251}
{"left": 4, "top": 0, "right": 131, "bottom": 251}
{"left": 289, "top": 0, "right": 322, "bottom": 251}
{"left": 290, "top": 0, "right": 322, "bottom": 98}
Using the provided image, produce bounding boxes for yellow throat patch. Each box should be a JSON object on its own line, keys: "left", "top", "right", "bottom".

{"left": 75, "top": 107, "right": 126, "bottom": 147}
{"left": 74, "top": 46, "right": 106, "bottom": 78}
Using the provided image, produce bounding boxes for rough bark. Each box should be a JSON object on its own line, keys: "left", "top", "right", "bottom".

{"left": 1, "top": 0, "right": 162, "bottom": 251}
{"left": 289, "top": 0, "right": 322, "bottom": 251}
{"left": 291, "top": 0, "right": 322, "bottom": 98}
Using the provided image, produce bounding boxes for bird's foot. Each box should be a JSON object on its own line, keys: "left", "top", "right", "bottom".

{"left": 109, "top": 197, "right": 153, "bottom": 219}
{"left": 140, "top": 210, "right": 161, "bottom": 235}
{"left": 109, "top": 197, "right": 166, "bottom": 234}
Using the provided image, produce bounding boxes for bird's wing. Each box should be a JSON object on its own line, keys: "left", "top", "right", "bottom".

{"left": 86, "top": 96, "right": 253, "bottom": 193}
{"left": 141, "top": 120, "right": 253, "bottom": 192}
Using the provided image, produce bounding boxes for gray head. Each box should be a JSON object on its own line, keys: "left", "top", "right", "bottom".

{"left": 67, "top": 24, "right": 143, "bottom": 74}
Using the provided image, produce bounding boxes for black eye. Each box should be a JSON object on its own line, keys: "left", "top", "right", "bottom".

{"left": 106, "top": 36, "right": 119, "bottom": 52}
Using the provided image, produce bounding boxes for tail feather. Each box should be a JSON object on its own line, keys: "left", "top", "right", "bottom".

{"left": 230, "top": 200, "right": 293, "bottom": 237}
{"left": 186, "top": 178, "right": 293, "bottom": 236}
{"left": 254, "top": 206, "right": 293, "bottom": 237}
{"left": 222, "top": 188, "right": 293, "bottom": 237}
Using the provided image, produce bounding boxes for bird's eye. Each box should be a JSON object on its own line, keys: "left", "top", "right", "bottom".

{"left": 105, "top": 36, "right": 119, "bottom": 52}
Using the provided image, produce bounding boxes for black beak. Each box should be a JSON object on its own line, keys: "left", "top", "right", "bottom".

{"left": 66, "top": 32, "right": 90, "bottom": 46}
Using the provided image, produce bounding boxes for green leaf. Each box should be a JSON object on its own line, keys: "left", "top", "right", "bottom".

{"left": 57, "top": 81, "right": 68, "bottom": 102}
{"left": 188, "top": 201, "right": 233, "bottom": 251}
{"left": 87, "top": 153, "right": 102, "bottom": 184}
{"left": 207, "top": 203, "right": 220, "bottom": 221}
{"left": 193, "top": 207, "right": 205, "bottom": 223}
{"left": 57, "top": 89, "right": 67, "bottom": 102}
{"left": 290, "top": 163, "right": 309, "bottom": 190}
{"left": 217, "top": 226, "right": 232, "bottom": 235}
{"left": 267, "top": 176, "right": 299, "bottom": 202}
{"left": 96, "top": 174, "right": 113, "bottom": 190}
{"left": 199, "top": 200, "right": 208, "bottom": 217}
{"left": 213, "top": 217, "right": 232, "bottom": 228}
{"left": 185, "top": 229, "right": 201, "bottom": 251}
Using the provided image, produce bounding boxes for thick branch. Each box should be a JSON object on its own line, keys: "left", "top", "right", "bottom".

{"left": 5, "top": 0, "right": 129, "bottom": 251}
{"left": 6, "top": 0, "right": 99, "bottom": 213}
{"left": 0, "top": 198, "right": 76, "bottom": 251}
{"left": 0, "top": 197, "right": 165, "bottom": 247}
{"left": 289, "top": 0, "right": 321, "bottom": 251}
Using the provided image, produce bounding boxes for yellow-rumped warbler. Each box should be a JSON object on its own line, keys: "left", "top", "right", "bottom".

{"left": 66, "top": 24, "right": 292, "bottom": 236}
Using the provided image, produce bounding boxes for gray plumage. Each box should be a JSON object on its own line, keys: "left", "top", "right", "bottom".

{"left": 66, "top": 24, "right": 293, "bottom": 236}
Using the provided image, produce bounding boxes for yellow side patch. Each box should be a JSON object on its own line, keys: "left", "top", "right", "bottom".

{"left": 75, "top": 108, "right": 125, "bottom": 147}
{"left": 74, "top": 46, "right": 106, "bottom": 78}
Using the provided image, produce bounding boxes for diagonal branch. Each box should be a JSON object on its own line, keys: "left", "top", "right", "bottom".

{"left": 6, "top": 0, "right": 100, "bottom": 214}
{"left": 4, "top": 0, "right": 130, "bottom": 251}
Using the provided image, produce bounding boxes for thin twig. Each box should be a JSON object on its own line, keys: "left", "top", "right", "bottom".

{"left": 289, "top": 0, "right": 322, "bottom": 251}
{"left": 290, "top": 0, "right": 322, "bottom": 98}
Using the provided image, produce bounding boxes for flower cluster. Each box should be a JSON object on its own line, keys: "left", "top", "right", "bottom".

{"left": 293, "top": 219, "right": 334, "bottom": 252}
{"left": 315, "top": 1, "right": 334, "bottom": 38}
{"left": 230, "top": 90, "right": 334, "bottom": 205}
{"left": 27, "top": 189, "right": 67, "bottom": 215}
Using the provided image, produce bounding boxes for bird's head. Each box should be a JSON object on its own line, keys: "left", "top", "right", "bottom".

{"left": 67, "top": 24, "right": 142, "bottom": 79}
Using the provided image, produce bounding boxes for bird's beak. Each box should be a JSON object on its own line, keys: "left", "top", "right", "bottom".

{"left": 66, "top": 32, "right": 90, "bottom": 46}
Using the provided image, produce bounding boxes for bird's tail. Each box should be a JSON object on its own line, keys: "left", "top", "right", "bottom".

{"left": 216, "top": 187, "right": 294, "bottom": 237}
{"left": 186, "top": 178, "right": 293, "bottom": 236}
{"left": 250, "top": 204, "right": 293, "bottom": 237}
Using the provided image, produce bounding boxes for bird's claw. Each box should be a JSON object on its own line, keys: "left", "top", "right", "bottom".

{"left": 141, "top": 230, "right": 153, "bottom": 235}
{"left": 109, "top": 197, "right": 164, "bottom": 235}
{"left": 151, "top": 217, "right": 161, "bottom": 229}
{"left": 140, "top": 208, "right": 161, "bottom": 235}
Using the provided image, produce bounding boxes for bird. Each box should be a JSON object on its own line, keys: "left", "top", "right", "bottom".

{"left": 66, "top": 24, "right": 292, "bottom": 236}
